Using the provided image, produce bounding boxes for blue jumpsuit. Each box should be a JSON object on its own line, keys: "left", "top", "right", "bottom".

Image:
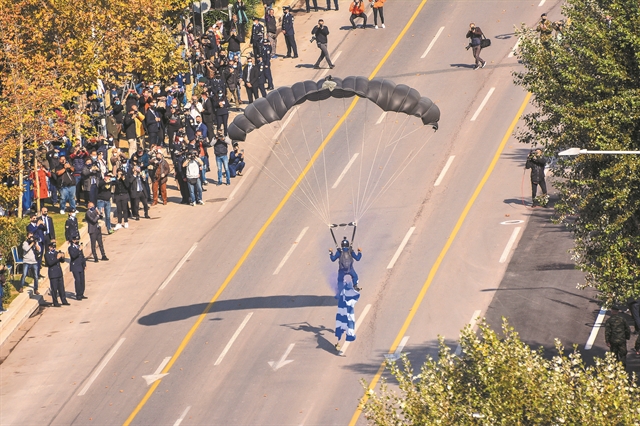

{"left": 330, "top": 248, "right": 362, "bottom": 288}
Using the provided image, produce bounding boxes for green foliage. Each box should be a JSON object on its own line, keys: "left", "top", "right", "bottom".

{"left": 0, "top": 216, "right": 29, "bottom": 266}
{"left": 513, "top": 0, "right": 640, "bottom": 305}
{"left": 363, "top": 320, "right": 640, "bottom": 425}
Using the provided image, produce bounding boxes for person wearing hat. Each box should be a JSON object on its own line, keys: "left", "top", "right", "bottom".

{"left": 604, "top": 306, "right": 631, "bottom": 368}
{"left": 86, "top": 201, "right": 109, "bottom": 262}
{"left": 64, "top": 208, "right": 79, "bottom": 243}
{"left": 68, "top": 234, "right": 87, "bottom": 300}
{"left": 44, "top": 241, "right": 69, "bottom": 307}
{"left": 282, "top": 6, "right": 298, "bottom": 58}
{"left": 250, "top": 17, "right": 265, "bottom": 59}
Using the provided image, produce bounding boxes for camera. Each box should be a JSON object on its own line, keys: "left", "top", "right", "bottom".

{"left": 310, "top": 36, "right": 316, "bottom": 43}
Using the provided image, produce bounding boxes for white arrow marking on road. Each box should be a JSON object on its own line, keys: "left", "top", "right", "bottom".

{"left": 538, "top": 0, "right": 546, "bottom": 6}
{"left": 499, "top": 227, "right": 521, "bottom": 263}
{"left": 158, "top": 243, "right": 198, "bottom": 291}
{"left": 455, "top": 310, "right": 482, "bottom": 356}
{"left": 375, "top": 111, "right": 387, "bottom": 125}
{"left": 387, "top": 227, "right": 415, "bottom": 269}
{"left": 274, "top": 228, "right": 309, "bottom": 274}
{"left": 332, "top": 153, "right": 359, "bottom": 189}
{"left": 268, "top": 343, "right": 295, "bottom": 371}
{"left": 142, "top": 356, "right": 171, "bottom": 386}
{"left": 273, "top": 107, "right": 298, "bottom": 140}
{"left": 508, "top": 37, "right": 521, "bottom": 58}
{"left": 470, "top": 87, "right": 495, "bottom": 121}
{"left": 320, "top": 51, "right": 342, "bottom": 77}
{"left": 434, "top": 155, "right": 455, "bottom": 187}
{"left": 219, "top": 166, "right": 254, "bottom": 212}
{"left": 173, "top": 406, "right": 191, "bottom": 426}
{"left": 585, "top": 307, "right": 607, "bottom": 350}
{"left": 421, "top": 26, "right": 445, "bottom": 59}
{"left": 339, "top": 304, "right": 372, "bottom": 356}
{"left": 215, "top": 312, "right": 253, "bottom": 365}
{"left": 78, "top": 337, "right": 126, "bottom": 396}
{"left": 384, "top": 336, "right": 410, "bottom": 361}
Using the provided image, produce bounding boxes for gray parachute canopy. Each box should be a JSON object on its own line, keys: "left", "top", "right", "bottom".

{"left": 227, "top": 76, "right": 440, "bottom": 142}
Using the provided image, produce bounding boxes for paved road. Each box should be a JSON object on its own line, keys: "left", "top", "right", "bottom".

{"left": 0, "top": 1, "right": 602, "bottom": 425}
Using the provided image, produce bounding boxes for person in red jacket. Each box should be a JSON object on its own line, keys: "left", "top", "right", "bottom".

{"left": 349, "top": 0, "right": 367, "bottom": 29}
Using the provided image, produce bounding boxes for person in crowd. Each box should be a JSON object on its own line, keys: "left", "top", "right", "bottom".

{"left": 145, "top": 99, "right": 162, "bottom": 147}
{"left": 243, "top": 56, "right": 260, "bottom": 104}
{"left": 123, "top": 105, "right": 145, "bottom": 154}
{"left": 201, "top": 91, "right": 217, "bottom": 141}
{"left": 86, "top": 202, "right": 109, "bottom": 262}
{"left": 329, "top": 237, "right": 362, "bottom": 291}
{"left": 70, "top": 144, "right": 88, "bottom": 205}
{"left": 183, "top": 149, "right": 204, "bottom": 205}
{"left": 370, "top": 0, "right": 385, "bottom": 28}
{"left": 44, "top": 242, "right": 69, "bottom": 307}
{"left": 55, "top": 156, "right": 76, "bottom": 214}
{"left": 149, "top": 151, "right": 171, "bottom": 205}
{"left": 525, "top": 148, "right": 548, "bottom": 207}
{"left": 40, "top": 207, "right": 56, "bottom": 248}
{"left": 96, "top": 151, "right": 108, "bottom": 177}
{"left": 229, "top": 143, "right": 245, "bottom": 177}
{"left": 213, "top": 132, "right": 231, "bottom": 186}
{"left": 265, "top": 8, "right": 278, "bottom": 57}
{"left": 113, "top": 168, "right": 131, "bottom": 230}
{"left": 605, "top": 306, "right": 630, "bottom": 368}
{"left": 349, "top": 0, "right": 367, "bottom": 29}
{"left": 226, "top": 26, "right": 243, "bottom": 66}
{"left": 466, "top": 22, "right": 487, "bottom": 69}
{"left": 81, "top": 156, "right": 100, "bottom": 206}
{"left": 68, "top": 234, "right": 87, "bottom": 300}
{"left": 312, "top": 19, "right": 334, "bottom": 69}
{"left": 262, "top": 0, "right": 274, "bottom": 16}
{"left": 26, "top": 213, "right": 46, "bottom": 270}
{"left": 21, "top": 232, "right": 41, "bottom": 294}
{"left": 255, "top": 56, "right": 268, "bottom": 98}
{"left": 223, "top": 59, "right": 241, "bottom": 107}
{"left": 30, "top": 162, "right": 51, "bottom": 206}
{"left": 282, "top": 6, "right": 298, "bottom": 58}
{"left": 261, "top": 38, "right": 274, "bottom": 90}
{"left": 233, "top": 0, "right": 249, "bottom": 41}
{"left": 250, "top": 17, "right": 265, "bottom": 59}
{"left": 214, "top": 89, "right": 230, "bottom": 136}
{"left": 129, "top": 162, "right": 150, "bottom": 220}
{"left": 46, "top": 145, "right": 61, "bottom": 206}
{"left": 165, "top": 103, "right": 184, "bottom": 146}
{"left": 63, "top": 208, "right": 80, "bottom": 244}
{"left": 173, "top": 142, "right": 191, "bottom": 204}
{"left": 626, "top": 296, "right": 640, "bottom": 335}
{"left": 97, "top": 173, "right": 114, "bottom": 234}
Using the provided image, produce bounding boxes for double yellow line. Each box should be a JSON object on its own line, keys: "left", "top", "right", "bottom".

{"left": 123, "top": 0, "right": 432, "bottom": 423}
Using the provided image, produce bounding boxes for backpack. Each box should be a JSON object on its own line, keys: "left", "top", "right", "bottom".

{"left": 339, "top": 249, "right": 353, "bottom": 270}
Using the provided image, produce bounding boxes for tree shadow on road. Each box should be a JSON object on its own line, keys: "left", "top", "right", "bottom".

{"left": 281, "top": 321, "right": 337, "bottom": 355}
{"left": 138, "top": 295, "right": 336, "bottom": 326}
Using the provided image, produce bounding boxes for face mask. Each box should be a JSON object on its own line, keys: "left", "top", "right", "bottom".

{"left": 115, "top": 101, "right": 121, "bottom": 105}
{"left": 92, "top": 156, "right": 97, "bottom": 161}
{"left": 156, "top": 157, "right": 162, "bottom": 161}
{"left": 179, "top": 137, "right": 184, "bottom": 142}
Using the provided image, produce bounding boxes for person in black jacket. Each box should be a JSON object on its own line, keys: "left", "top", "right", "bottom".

{"left": 466, "top": 23, "right": 486, "bottom": 70}
{"left": 201, "top": 91, "right": 217, "bottom": 141}
{"left": 86, "top": 202, "right": 108, "bottom": 262}
{"left": 128, "top": 163, "right": 150, "bottom": 220}
{"left": 250, "top": 17, "right": 265, "bottom": 59}
{"left": 165, "top": 104, "right": 184, "bottom": 147}
{"left": 226, "top": 27, "right": 243, "bottom": 66}
{"left": 113, "top": 168, "right": 132, "bottom": 230}
{"left": 145, "top": 101, "right": 162, "bottom": 147}
{"left": 214, "top": 133, "right": 231, "bottom": 185}
{"left": 525, "top": 148, "right": 548, "bottom": 207}
{"left": 261, "top": 38, "right": 274, "bottom": 90}
{"left": 44, "top": 242, "right": 69, "bottom": 307}
{"left": 265, "top": 8, "right": 278, "bottom": 56}
{"left": 282, "top": 6, "right": 298, "bottom": 58}
{"left": 68, "top": 235, "right": 87, "bottom": 300}
{"left": 242, "top": 57, "right": 260, "bottom": 104}
{"left": 312, "top": 20, "right": 334, "bottom": 69}
{"left": 64, "top": 208, "right": 79, "bottom": 243}
{"left": 97, "top": 174, "right": 114, "bottom": 234}
{"left": 214, "top": 90, "right": 230, "bottom": 137}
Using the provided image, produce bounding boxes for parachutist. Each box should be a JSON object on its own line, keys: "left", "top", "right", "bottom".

{"left": 329, "top": 237, "right": 362, "bottom": 292}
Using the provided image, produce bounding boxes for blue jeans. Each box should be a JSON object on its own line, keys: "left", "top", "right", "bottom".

{"left": 21, "top": 263, "right": 39, "bottom": 291}
{"left": 97, "top": 199, "right": 112, "bottom": 232}
{"left": 49, "top": 180, "right": 58, "bottom": 204}
{"left": 229, "top": 51, "right": 242, "bottom": 67}
{"left": 216, "top": 155, "right": 230, "bottom": 185}
{"left": 59, "top": 185, "right": 76, "bottom": 211}
{"left": 201, "top": 156, "right": 208, "bottom": 183}
{"left": 187, "top": 178, "right": 202, "bottom": 203}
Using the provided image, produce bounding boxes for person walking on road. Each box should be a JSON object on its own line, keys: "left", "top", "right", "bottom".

{"left": 86, "top": 202, "right": 109, "bottom": 262}
{"left": 44, "top": 242, "right": 69, "bottom": 307}
{"left": 349, "top": 0, "right": 367, "bottom": 29}
{"left": 312, "top": 19, "right": 335, "bottom": 69}
{"left": 604, "top": 306, "right": 631, "bottom": 368}
{"left": 282, "top": 6, "right": 298, "bottom": 58}
{"left": 525, "top": 148, "right": 548, "bottom": 207}
{"left": 68, "top": 235, "right": 87, "bottom": 300}
{"left": 466, "top": 22, "right": 486, "bottom": 70}
{"left": 370, "top": 0, "right": 385, "bottom": 28}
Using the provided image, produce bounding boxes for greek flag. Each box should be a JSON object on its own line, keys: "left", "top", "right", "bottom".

{"left": 335, "top": 284, "right": 360, "bottom": 342}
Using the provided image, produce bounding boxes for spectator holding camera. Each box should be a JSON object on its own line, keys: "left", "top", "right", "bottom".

{"left": 466, "top": 22, "right": 486, "bottom": 70}
{"left": 81, "top": 156, "right": 100, "bottom": 206}
{"left": 165, "top": 103, "right": 185, "bottom": 147}
{"left": 214, "top": 132, "right": 231, "bottom": 186}
{"left": 86, "top": 202, "right": 109, "bottom": 262}
{"left": 214, "top": 90, "right": 230, "bottom": 136}
{"left": 370, "top": 0, "right": 385, "bottom": 29}
{"left": 149, "top": 152, "right": 170, "bottom": 205}
{"left": 229, "top": 143, "right": 245, "bottom": 177}
{"left": 55, "top": 155, "right": 76, "bottom": 214}
{"left": 312, "top": 19, "right": 334, "bottom": 69}
{"left": 349, "top": 0, "right": 367, "bottom": 29}
{"left": 113, "top": 168, "right": 132, "bottom": 230}
{"left": 226, "top": 26, "right": 243, "bottom": 66}
{"left": 68, "top": 235, "right": 87, "bottom": 300}
{"left": 182, "top": 150, "right": 204, "bottom": 205}
{"left": 21, "top": 232, "right": 41, "bottom": 294}
{"left": 26, "top": 213, "right": 46, "bottom": 271}
{"left": 44, "top": 242, "right": 69, "bottom": 306}
{"left": 145, "top": 99, "right": 162, "bottom": 147}
{"left": 123, "top": 105, "right": 145, "bottom": 154}
{"left": 97, "top": 173, "right": 115, "bottom": 234}
{"left": 201, "top": 91, "right": 217, "bottom": 141}
{"left": 128, "top": 162, "right": 150, "bottom": 220}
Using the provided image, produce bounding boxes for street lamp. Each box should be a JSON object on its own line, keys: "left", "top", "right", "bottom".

{"left": 558, "top": 148, "right": 640, "bottom": 156}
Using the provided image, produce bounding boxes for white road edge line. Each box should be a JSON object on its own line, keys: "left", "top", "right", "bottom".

{"left": 499, "top": 227, "right": 521, "bottom": 263}
{"left": 158, "top": 243, "right": 198, "bottom": 290}
{"left": 508, "top": 37, "right": 521, "bottom": 58}
{"left": 219, "top": 166, "right": 255, "bottom": 213}
{"left": 273, "top": 107, "right": 298, "bottom": 140}
{"left": 339, "top": 304, "right": 372, "bottom": 356}
{"left": 434, "top": 155, "right": 455, "bottom": 187}
{"left": 320, "top": 51, "right": 342, "bottom": 77}
{"left": 387, "top": 227, "right": 416, "bottom": 269}
{"left": 470, "top": 87, "right": 495, "bottom": 121}
{"left": 173, "top": 406, "right": 192, "bottom": 426}
{"left": 375, "top": 111, "right": 387, "bottom": 125}
{"left": 585, "top": 307, "right": 607, "bottom": 350}
{"left": 421, "top": 26, "right": 445, "bottom": 59}
{"left": 215, "top": 312, "right": 254, "bottom": 365}
{"left": 538, "top": 0, "right": 546, "bottom": 6}
{"left": 332, "top": 153, "right": 359, "bottom": 189}
{"left": 454, "top": 310, "right": 482, "bottom": 356}
{"left": 78, "top": 337, "right": 126, "bottom": 396}
{"left": 273, "top": 227, "right": 309, "bottom": 275}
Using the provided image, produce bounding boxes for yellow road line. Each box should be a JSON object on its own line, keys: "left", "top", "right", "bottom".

{"left": 122, "top": 1, "right": 434, "bottom": 423}
{"left": 348, "top": 91, "right": 533, "bottom": 426}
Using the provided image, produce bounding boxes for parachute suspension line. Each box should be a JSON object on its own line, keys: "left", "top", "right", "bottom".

{"left": 342, "top": 97, "right": 358, "bottom": 222}
{"left": 356, "top": 106, "right": 388, "bottom": 220}
{"left": 316, "top": 99, "right": 332, "bottom": 226}
{"left": 357, "top": 128, "right": 434, "bottom": 221}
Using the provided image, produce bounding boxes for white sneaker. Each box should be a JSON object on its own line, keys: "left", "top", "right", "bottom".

{"left": 197, "top": 200, "right": 204, "bottom": 205}
{"left": 381, "top": 24, "right": 385, "bottom": 28}
{"left": 375, "top": 25, "right": 378, "bottom": 29}
{"left": 114, "top": 224, "right": 122, "bottom": 230}
{"left": 60, "top": 209, "right": 65, "bottom": 215}
{"left": 124, "top": 222, "right": 129, "bottom": 229}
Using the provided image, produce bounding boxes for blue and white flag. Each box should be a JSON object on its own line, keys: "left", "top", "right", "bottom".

{"left": 335, "top": 284, "right": 361, "bottom": 342}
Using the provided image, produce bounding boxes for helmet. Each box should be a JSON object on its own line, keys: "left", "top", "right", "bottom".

{"left": 341, "top": 238, "right": 349, "bottom": 249}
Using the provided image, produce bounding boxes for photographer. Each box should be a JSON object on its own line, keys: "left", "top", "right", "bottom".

{"left": 70, "top": 145, "right": 88, "bottom": 204}
{"left": 182, "top": 150, "right": 204, "bottom": 205}
{"left": 46, "top": 144, "right": 61, "bottom": 206}
{"left": 214, "top": 90, "right": 230, "bottom": 137}
{"left": 227, "top": 17, "right": 244, "bottom": 60}
{"left": 525, "top": 148, "right": 548, "bottom": 207}
{"left": 312, "top": 20, "right": 334, "bottom": 69}
{"left": 349, "top": 0, "right": 367, "bottom": 29}
{"left": 149, "top": 152, "right": 170, "bottom": 205}
{"left": 214, "top": 132, "right": 231, "bottom": 186}
{"left": 44, "top": 242, "right": 69, "bottom": 306}
{"left": 173, "top": 146, "right": 191, "bottom": 204}
{"left": 165, "top": 104, "right": 184, "bottom": 146}
{"left": 223, "top": 59, "right": 241, "bottom": 107}
{"left": 229, "top": 143, "right": 245, "bottom": 177}
{"left": 201, "top": 91, "right": 217, "bottom": 141}
{"left": 123, "top": 105, "right": 145, "bottom": 154}
{"left": 195, "top": 130, "right": 210, "bottom": 185}
{"left": 81, "top": 157, "right": 100, "bottom": 206}
{"left": 26, "top": 213, "right": 46, "bottom": 271}
{"left": 465, "top": 23, "right": 486, "bottom": 69}
{"left": 54, "top": 156, "right": 76, "bottom": 214}
{"left": 113, "top": 168, "right": 132, "bottom": 230}
{"left": 145, "top": 100, "right": 162, "bottom": 147}
{"left": 86, "top": 201, "right": 109, "bottom": 262}
{"left": 21, "top": 232, "right": 41, "bottom": 294}
{"left": 128, "top": 162, "right": 150, "bottom": 220}
{"left": 97, "top": 173, "right": 115, "bottom": 234}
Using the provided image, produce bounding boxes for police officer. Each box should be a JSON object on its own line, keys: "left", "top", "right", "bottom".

{"left": 68, "top": 235, "right": 87, "bottom": 300}
{"left": 261, "top": 38, "right": 274, "bottom": 90}
{"left": 256, "top": 56, "right": 268, "bottom": 98}
{"left": 44, "top": 242, "right": 69, "bottom": 307}
{"left": 312, "top": 19, "right": 334, "bottom": 69}
{"left": 604, "top": 306, "right": 631, "bottom": 368}
{"left": 173, "top": 143, "right": 190, "bottom": 204}
{"left": 250, "top": 17, "right": 265, "bottom": 59}
{"left": 282, "top": 6, "right": 298, "bottom": 58}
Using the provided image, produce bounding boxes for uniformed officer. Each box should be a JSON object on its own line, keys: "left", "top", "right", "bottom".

{"left": 250, "top": 17, "right": 265, "bottom": 59}
{"left": 68, "top": 235, "right": 87, "bottom": 300}
{"left": 282, "top": 6, "right": 298, "bottom": 58}
{"left": 44, "top": 242, "right": 69, "bottom": 307}
{"left": 260, "top": 38, "right": 274, "bottom": 90}
{"left": 604, "top": 306, "right": 631, "bottom": 368}
{"left": 255, "top": 56, "right": 268, "bottom": 98}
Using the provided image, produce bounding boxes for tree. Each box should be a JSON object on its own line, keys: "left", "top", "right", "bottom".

{"left": 363, "top": 320, "right": 640, "bottom": 425}
{"left": 513, "top": 0, "right": 640, "bottom": 305}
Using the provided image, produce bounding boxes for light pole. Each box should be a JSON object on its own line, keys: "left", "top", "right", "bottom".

{"left": 558, "top": 148, "right": 640, "bottom": 156}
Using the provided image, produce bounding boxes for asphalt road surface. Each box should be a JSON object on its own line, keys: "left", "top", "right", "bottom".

{"left": 3, "top": 1, "right": 616, "bottom": 425}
